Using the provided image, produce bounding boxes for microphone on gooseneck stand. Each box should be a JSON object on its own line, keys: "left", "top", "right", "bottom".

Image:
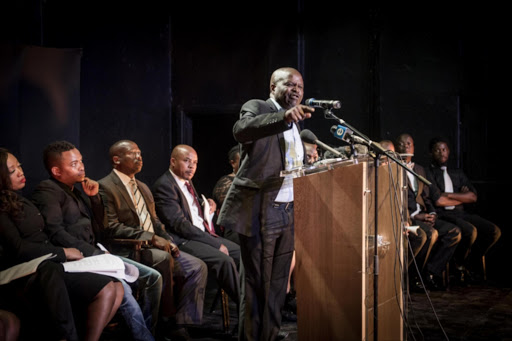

{"left": 330, "top": 125, "right": 353, "bottom": 143}
{"left": 330, "top": 125, "right": 370, "bottom": 158}
{"left": 300, "top": 129, "right": 343, "bottom": 158}
{"left": 305, "top": 98, "right": 341, "bottom": 110}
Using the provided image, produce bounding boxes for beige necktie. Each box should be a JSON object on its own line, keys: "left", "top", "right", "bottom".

{"left": 441, "top": 166, "right": 455, "bottom": 210}
{"left": 130, "top": 179, "right": 154, "bottom": 232}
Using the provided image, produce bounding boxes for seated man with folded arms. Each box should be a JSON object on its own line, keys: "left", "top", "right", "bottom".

{"left": 427, "top": 136, "right": 501, "bottom": 284}
{"left": 99, "top": 139, "right": 207, "bottom": 340}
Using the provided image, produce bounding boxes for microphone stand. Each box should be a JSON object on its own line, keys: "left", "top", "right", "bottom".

{"left": 323, "top": 109, "right": 431, "bottom": 185}
{"left": 323, "top": 109, "right": 430, "bottom": 341}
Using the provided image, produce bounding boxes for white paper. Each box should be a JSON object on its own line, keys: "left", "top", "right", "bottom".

{"left": 96, "top": 242, "right": 108, "bottom": 252}
{"left": 405, "top": 225, "right": 420, "bottom": 236}
{"left": 0, "top": 253, "right": 55, "bottom": 285}
{"left": 62, "top": 254, "right": 139, "bottom": 283}
{"left": 201, "top": 194, "right": 214, "bottom": 231}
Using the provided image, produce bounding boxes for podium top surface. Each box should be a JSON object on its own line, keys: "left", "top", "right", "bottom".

{"left": 280, "top": 156, "right": 373, "bottom": 178}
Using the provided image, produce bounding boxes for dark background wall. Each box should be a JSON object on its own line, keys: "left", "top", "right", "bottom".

{"left": 1, "top": 2, "right": 508, "bottom": 284}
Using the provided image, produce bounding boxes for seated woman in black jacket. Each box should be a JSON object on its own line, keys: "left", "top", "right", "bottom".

{"left": 0, "top": 148, "right": 123, "bottom": 341}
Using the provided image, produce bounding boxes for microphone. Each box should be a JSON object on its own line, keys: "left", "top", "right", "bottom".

{"left": 305, "top": 98, "right": 341, "bottom": 109}
{"left": 330, "top": 125, "right": 368, "bottom": 145}
{"left": 330, "top": 125, "right": 353, "bottom": 143}
{"left": 300, "top": 129, "right": 343, "bottom": 158}
{"left": 330, "top": 125, "right": 371, "bottom": 157}
{"left": 399, "top": 153, "right": 414, "bottom": 160}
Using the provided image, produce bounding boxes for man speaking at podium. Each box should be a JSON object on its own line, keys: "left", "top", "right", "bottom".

{"left": 217, "top": 67, "right": 315, "bottom": 341}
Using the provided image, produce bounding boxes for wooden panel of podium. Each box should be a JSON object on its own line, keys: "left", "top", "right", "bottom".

{"left": 293, "top": 159, "right": 405, "bottom": 341}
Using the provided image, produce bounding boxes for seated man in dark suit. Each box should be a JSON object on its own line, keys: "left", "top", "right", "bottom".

{"left": 31, "top": 140, "right": 159, "bottom": 341}
{"left": 396, "top": 133, "right": 461, "bottom": 290}
{"left": 152, "top": 144, "right": 241, "bottom": 315}
{"left": 99, "top": 139, "right": 207, "bottom": 339}
{"left": 427, "top": 136, "right": 501, "bottom": 283}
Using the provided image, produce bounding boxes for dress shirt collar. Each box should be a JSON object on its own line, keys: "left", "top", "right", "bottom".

{"left": 169, "top": 168, "right": 190, "bottom": 192}
{"left": 113, "top": 168, "right": 134, "bottom": 186}
{"left": 269, "top": 97, "right": 281, "bottom": 111}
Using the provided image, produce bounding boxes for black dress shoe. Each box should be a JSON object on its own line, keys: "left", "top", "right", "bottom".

{"left": 409, "top": 278, "right": 427, "bottom": 293}
{"left": 161, "top": 321, "right": 191, "bottom": 341}
{"left": 452, "top": 267, "right": 470, "bottom": 286}
{"left": 282, "top": 309, "right": 297, "bottom": 322}
{"left": 424, "top": 273, "right": 446, "bottom": 291}
{"left": 284, "top": 293, "right": 297, "bottom": 314}
{"left": 167, "top": 327, "right": 191, "bottom": 341}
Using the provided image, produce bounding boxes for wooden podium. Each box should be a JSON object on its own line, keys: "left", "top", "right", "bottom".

{"left": 292, "top": 158, "right": 405, "bottom": 341}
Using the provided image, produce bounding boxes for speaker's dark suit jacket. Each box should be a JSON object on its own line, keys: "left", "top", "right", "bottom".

{"left": 216, "top": 98, "right": 304, "bottom": 341}
{"left": 217, "top": 98, "right": 304, "bottom": 237}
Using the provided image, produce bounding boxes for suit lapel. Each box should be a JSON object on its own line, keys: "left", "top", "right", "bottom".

{"left": 267, "top": 98, "right": 289, "bottom": 166}
{"left": 111, "top": 171, "right": 138, "bottom": 215}
{"left": 136, "top": 180, "right": 153, "bottom": 215}
{"left": 413, "top": 165, "right": 426, "bottom": 209}
{"left": 166, "top": 171, "right": 193, "bottom": 221}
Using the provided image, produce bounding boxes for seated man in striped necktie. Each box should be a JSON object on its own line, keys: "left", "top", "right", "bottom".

{"left": 99, "top": 140, "right": 208, "bottom": 341}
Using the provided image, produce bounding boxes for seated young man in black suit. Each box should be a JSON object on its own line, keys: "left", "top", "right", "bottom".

{"left": 427, "top": 136, "right": 501, "bottom": 283}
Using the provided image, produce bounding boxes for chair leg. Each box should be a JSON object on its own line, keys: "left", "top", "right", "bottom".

{"left": 209, "top": 287, "right": 230, "bottom": 333}
{"left": 482, "top": 255, "right": 487, "bottom": 281}
{"left": 221, "top": 289, "right": 230, "bottom": 333}
{"left": 444, "top": 261, "right": 450, "bottom": 288}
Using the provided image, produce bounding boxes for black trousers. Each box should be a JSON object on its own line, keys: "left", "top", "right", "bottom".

{"left": 438, "top": 211, "right": 501, "bottom": 268}
{"left": 239, "top": 202, "right": 295, "bottom": 341}
{"left": 179, "top": 237, "right": 240, "bottom": 305}
{"left": 414, "top": 218, "right": 461, "bottom": 277}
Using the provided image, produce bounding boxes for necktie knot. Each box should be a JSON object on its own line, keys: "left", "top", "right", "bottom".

{"left": 129, "top": 178, "right": 137, "bottom": 190}
{"left": 440, "top": 166, "right": 447, "bottom": 171}
{"left": 185, "top": 181, "right": 194, "bottom": 194}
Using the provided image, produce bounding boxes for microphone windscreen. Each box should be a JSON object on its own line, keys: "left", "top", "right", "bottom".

{"left": 300, "top": 129, "right": 318, "bottom": 144}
